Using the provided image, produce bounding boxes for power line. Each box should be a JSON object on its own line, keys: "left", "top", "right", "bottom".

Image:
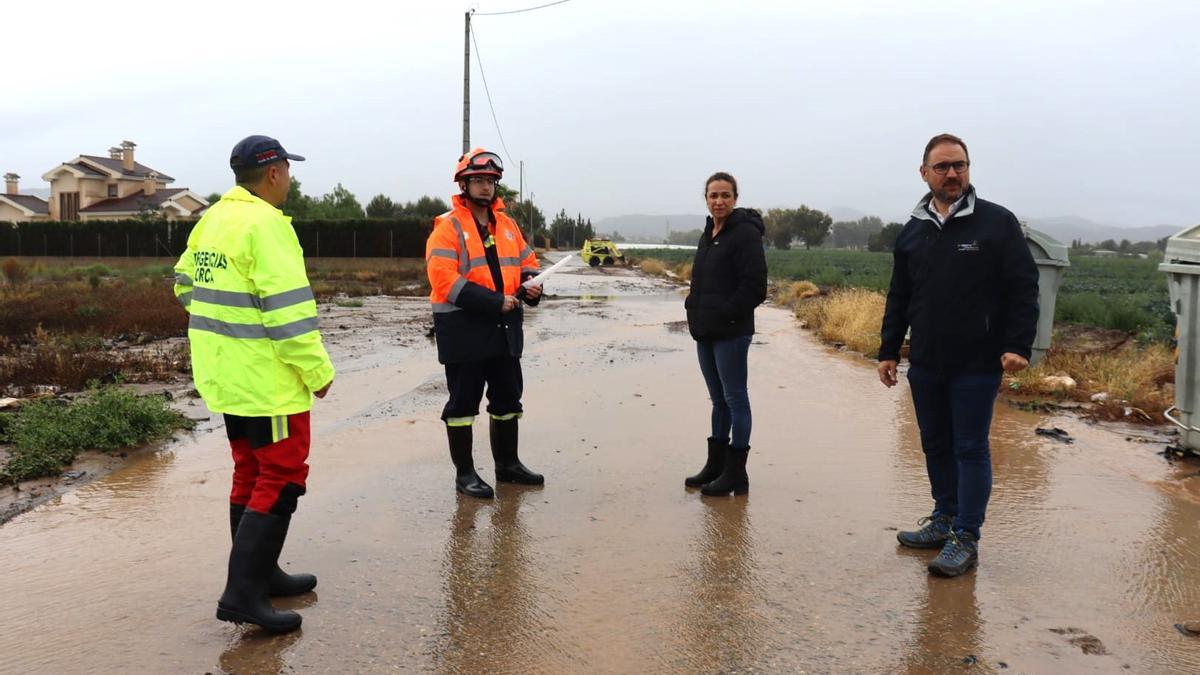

{"left": 474, "top": 0, "right": 573, "bottom": 16}
{"left": 469, "top": 24, "right": 516, "bottom": 168}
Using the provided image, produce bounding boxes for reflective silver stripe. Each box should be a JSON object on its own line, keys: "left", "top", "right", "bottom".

{"left": 432, "top": 303, "right": 462, "bottom": 313}
{"left": 189, "top": 314, "right": 267, "bottom": 339}
{"left": 261, "top": 286, "right": 314, "bottom": 312}
{"left": 189, "top": 315, "right": 319, "bottom": 340}
{"left": 193, "top": 286, "right": 259, "bottom": 309}
{"left": 465, "top": 256, "right": 489, "bottom": 271}
{"left": 519, "top": 246, "right": 534, "bottom": 259}
{"left": 178, "top": 292, "right": 192, "bottom": 307}
{"left": 265, "top": 316, "right": 320, "bottom": 340}
{"left": 450, "top": 217, "right": 471, "bottom": 273}
{"left": 175, "top": 273, "right": 193, "bottom": 286}
{"left": 447, "top": 277, "right": 468, "bottom": 303}
{"left": 497, "top": 257, "right": 523, "bottom": 266}
{"left": 428, "top": 248, "right": 458, "bottom": 260}
{"left": 188, "top": 286, "right": 313, "bottom": 312}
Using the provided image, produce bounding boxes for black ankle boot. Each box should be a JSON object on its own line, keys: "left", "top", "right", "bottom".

{"left": 448, "top": 424, "right": 494, "bottom": 499}
{"left": 217, "top": 509, "right": 303, "bottom": 633}
{"left": 490, "top": 417, "right": 544, "bottom": 485}
{"left": 701, "top": 446, "right": 750, "bottom": 496}
{"left": 685, "top": 437, "right": 727, "bottom": 487}
{"left": 230, "top": 504, "right": 316, "bottom": 596}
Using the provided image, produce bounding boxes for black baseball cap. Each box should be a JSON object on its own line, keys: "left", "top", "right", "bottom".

{"left": 229, "top": 135, "right": 306, "bottom": 170}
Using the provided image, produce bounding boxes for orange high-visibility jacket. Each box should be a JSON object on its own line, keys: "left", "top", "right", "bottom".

{"left": 426, "top": 195, "right": 539, "bottom": 364}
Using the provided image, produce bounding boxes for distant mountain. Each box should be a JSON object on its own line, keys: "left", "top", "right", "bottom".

{"left": 827, "top": 206, "right": 869, "bottom": 223}
{"left": 1024, "top": 216, "right": 1182, "bottom": 245}
{"left": 595, "top": 213, "right": 708, "bottom": 240}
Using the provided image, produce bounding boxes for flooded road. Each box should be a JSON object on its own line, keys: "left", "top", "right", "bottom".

{"left": 3, "top": 255, "right": 1200, "bottom": 673}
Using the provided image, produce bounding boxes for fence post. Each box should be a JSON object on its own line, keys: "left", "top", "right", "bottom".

{"left": 316, "top": 231, "right": 320, "bottom": 258}
{"left": 353, "top": 231, "right": 357, "bottom": 258}
{"left": 70, "top": 232, "right": 74, "bottom": 257}
{"left": 126, "top": 233, "right": 130, "bottom": 257}
{"left": 97, "top": 233, "right": 101, "bottom": 257}
{"left": 390, "top": 230, "right": 394, "bottom": 258}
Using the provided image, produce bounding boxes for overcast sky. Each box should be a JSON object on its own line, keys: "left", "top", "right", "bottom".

{"left": 4, "top": 0, "right": 1197, "bottom": 226}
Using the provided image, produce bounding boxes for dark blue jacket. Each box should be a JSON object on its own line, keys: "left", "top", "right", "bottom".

{"left": 879, "top": 188, "right": 1039, "bottom": 374}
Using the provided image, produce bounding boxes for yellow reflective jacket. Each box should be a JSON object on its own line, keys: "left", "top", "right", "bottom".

{"left": 173, "top": 186, "right": 334, "bottom": 416}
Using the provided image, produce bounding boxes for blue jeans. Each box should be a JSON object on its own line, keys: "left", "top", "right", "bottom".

{"left": 906, "top": 365, "right": 1002, "bottom": 540}
{"left": 696, "top": 335, "right": 753, "bottom": 448}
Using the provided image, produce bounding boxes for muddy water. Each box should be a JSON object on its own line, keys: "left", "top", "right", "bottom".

{"left": 3, "top": 256, "right": 1200, "bottom": 673}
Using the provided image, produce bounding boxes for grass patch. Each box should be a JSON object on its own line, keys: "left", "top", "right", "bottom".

{"left": 0, "top": 384, "right": 192, "bottom": 484}
{"left": 1008, "top": 342, "right": 1174, "bottom": 423}
{"left": 639, "top": 259, "right": 666, "bottom": 276}
{"left": 334, "top": 298, "right": 364, "bottom": 308}
{"left": 784, "top": 286, "right": 886, "bottom": 356}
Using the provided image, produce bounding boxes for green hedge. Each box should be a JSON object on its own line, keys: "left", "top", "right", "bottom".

{"left": 0, "top": 217, "right": 434, "bottom": 258}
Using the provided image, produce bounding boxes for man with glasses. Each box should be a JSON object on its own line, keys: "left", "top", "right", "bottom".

{"left": 877, "top": 133, "right": 1039, "bottom": 577}
{"left": 426, "top": 147, "right": 544, "bottom": 499}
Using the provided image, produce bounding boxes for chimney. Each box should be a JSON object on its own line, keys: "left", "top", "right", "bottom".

{"left": 3, "top": 173, "right": 17, "bottom": 196}
{"left": 143, "top": 171, "right": 158, "bottom": 197}
{"left": 108, "top": 147, "right": 123, "bottom": 160}
{"left": 121, "top": 140, "right": 137, "bottom": 172}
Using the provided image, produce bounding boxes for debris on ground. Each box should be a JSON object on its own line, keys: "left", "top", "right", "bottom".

{"left": 1036, "top": 427, "right": 1074, "bottom": 443}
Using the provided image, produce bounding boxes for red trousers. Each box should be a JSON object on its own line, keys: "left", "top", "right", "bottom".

{"left": 225, "top": 412, "right": 311, "bottom": 515}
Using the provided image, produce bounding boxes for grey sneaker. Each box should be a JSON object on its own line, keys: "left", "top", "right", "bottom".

{"left": 896, "top": 513, "right": 953, "bottom": 549}
{"left": 928, "top": 531, "right": 979, "bottom": 577}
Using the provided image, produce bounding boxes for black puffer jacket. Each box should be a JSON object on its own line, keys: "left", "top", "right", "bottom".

{"left": 685, "top": 208, "right": 768, "bottom": 340}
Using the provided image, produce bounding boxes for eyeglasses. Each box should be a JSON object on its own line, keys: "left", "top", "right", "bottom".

{"left": 467, "top": 176, "right": 497, "bottom": 186}
{"left": 928, "top": 161, "right": 970, "bottom": 175}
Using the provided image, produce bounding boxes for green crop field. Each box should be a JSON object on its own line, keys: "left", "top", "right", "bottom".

{"left": 628, "top": 248, "right": 1174, "bottom": 341}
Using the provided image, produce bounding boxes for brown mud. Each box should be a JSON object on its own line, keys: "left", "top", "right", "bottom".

{"left": 1, "top": 255, "right": 1198, "bottom": 673}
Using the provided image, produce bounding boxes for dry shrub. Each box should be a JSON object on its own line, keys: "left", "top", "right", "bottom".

{"left": 355, "top": 271, "right": 380, "bottom": 283}
{"left": 774, "top": 280, "right": 821, "bottom": 305}
{"left": 812, "top": 289, "right": 885, "bottom": 355}
{"left": 0, "top": 282, "right": 187, "bottom": 341}
{"left": 1009, "top": 343, "right": 1175, "bottom": 422}
{"left": 0, "top": 338, "right": 188, "bottom": 396}
{"left": 2, "top": 258, "right": 28, "bottom": 285}
{"left": 673, "top": 262, "right": 693, "bottom": 281}
{"left": 640, "top": 259, "right": 666, "bottom": 276}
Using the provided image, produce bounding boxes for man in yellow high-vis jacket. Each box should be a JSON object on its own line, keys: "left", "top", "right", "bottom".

{"left": 174, "top": 135, "right": 334, "bottom": 633}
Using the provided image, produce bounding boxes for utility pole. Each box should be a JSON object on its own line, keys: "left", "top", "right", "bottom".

{"left": 462, "top": 11, "right": 472, "bottom": 154}
{"left": 519, "top": 160, "right": 524, "bottom": 205}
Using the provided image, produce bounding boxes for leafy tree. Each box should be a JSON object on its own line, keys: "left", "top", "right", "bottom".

{"left": 309, "top": 183, "right": 365, "bottom": 220}
{"left": 204, "top": 192, "right": 222, "bottom": 204}
{"left": 794, "top": 206, "right": 833, "bottom": 250}
{"left": 396, "top": 196, "right": 450, "bottom": 219}
{"left": 831, "top": 216, "right": 884, "bottom": 249}
{"left": 867, "top": 222, "right": 904, "bottom": 252}
{"left": 282, "top": 177, "right": 315, "bottom": 219}
{"left": 764, "top": 208, "right": 795, "bottom": 249}
{"left": 365, "top": 194, "right": 396, "bottom": 219}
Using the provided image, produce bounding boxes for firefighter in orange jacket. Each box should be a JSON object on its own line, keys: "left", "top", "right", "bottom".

{"left": 426, "top": 148, "right": 544, "bottom": 499}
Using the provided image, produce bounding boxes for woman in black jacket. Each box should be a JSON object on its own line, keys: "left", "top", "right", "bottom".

{"left": 683, "top": 172, "right": 768, "bottom": 495}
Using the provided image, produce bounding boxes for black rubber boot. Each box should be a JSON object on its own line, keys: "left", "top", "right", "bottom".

{"left": 928, "top": 531, "right": 979, "bottom": 577}
{"left": 490, "top": 417, "right": 544, "bottom": 485}
{"left": 230, "top": 504, "right": 316, "bottom": 596}
{"left": 449, "top": 424, "right": 494, "bottom": 499}
{"left": 701, "top": 446, "right": 750, "bottom": 496}
{"left": 896, "top": 513, "right": 953, "bottom": 549}
{"left": 217, "top": 509, "right": 303, "bottom": 633}
{"left": 685, "top": 437, "right": 727, "bottom": 488}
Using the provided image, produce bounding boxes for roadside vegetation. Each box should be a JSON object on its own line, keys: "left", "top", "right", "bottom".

{"left": 0, "top": 383, "right": 192, "bottom": 484}
{"left": 628, "top": 248, "right": 1177, "bottom": 424}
